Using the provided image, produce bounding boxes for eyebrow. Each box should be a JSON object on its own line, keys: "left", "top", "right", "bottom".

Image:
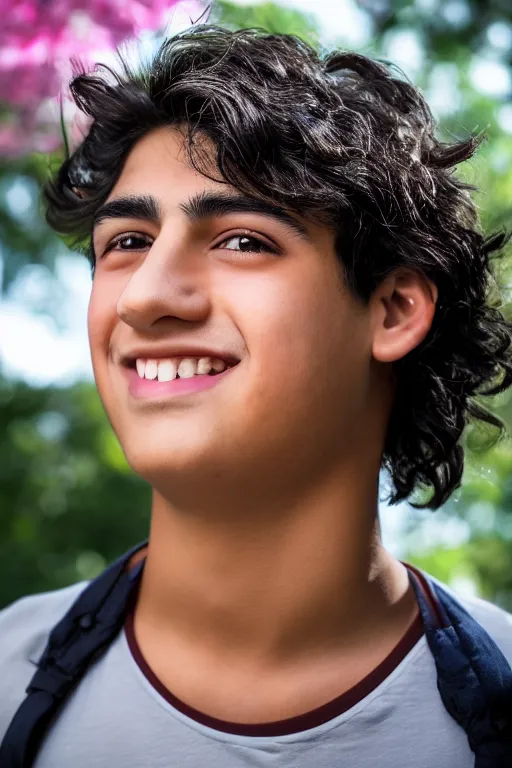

{"left": 181, "top": 191, "right": 309, "bottom": 238}
{"left": 92, "top": 194, "right": 160, "bottom": 232}
{"left": 92, "top": 191, "right": 309, "bottom": 240}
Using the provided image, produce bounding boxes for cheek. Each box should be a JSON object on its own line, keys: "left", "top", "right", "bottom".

{"left": 227, "top": 276, "right": 370, "bottom": 478}
{"left": 233, "top": 268, "right": 368, "bottom": 408}
{"left": 87, "top": 278, "right": 117, "bottom": 375}
{"left": 246, "top": 268, "right": 353, "bottom": 359}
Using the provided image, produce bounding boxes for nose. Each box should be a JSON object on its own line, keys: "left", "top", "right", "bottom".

{"left": 116, "top": 231, "right": 211, "bottom": 331}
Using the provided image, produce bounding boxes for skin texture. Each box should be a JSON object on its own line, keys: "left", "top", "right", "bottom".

{"left": 89, "top": 126, "right": 438, "bottom": 723}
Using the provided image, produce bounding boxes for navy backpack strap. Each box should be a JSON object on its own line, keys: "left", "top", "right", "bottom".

{"left": 408, "top": 565, "right": 512, "bottom": 767}
{"left": 0, "top": 540, "right": 148, "bottom": 768}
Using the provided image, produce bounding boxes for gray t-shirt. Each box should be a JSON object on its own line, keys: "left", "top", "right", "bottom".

{"left": 1, "top": 572, "right": 511, "bottom": 767}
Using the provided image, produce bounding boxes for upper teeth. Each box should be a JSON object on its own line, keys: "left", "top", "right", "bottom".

{"left": 135, "top": 357, "right": 228, "bottom": 382}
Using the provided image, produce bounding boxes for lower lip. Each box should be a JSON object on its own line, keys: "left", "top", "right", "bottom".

{"left": 126, "top": 366, "right": 235, "bottom": 399}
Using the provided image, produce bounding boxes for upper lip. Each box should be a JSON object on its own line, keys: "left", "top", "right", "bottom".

{"left": 119, "top": 346, "right": 241, "bottom": 368}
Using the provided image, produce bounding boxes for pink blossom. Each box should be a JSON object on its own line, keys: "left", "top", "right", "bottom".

{"left": 0, "top": 0, "right": 204, "bottom": 156}
{"left": 0, "top": 118, "right": 62, "bottom": 156}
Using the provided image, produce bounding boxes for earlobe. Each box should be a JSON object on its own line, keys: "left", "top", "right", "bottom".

{"left": 372, "top": 271, "right": 438, "bottom": 363}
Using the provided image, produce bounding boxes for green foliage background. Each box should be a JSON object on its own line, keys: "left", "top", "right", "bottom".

{"left": 1, "top": 0, "right": 512, "bottom": 609}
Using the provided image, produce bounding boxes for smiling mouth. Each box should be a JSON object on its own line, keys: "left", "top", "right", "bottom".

{"left": 126, "top": 355, "right": 237, "bottom": 382}
{"left": 123, "top": 357, "right": 240, "bottom": 400}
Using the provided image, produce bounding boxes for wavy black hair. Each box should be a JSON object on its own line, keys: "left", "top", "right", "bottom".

{"left": 43, "top": 25, "right": 512, "bottom": 509}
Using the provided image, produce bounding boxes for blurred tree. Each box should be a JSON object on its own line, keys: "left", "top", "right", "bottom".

{"left": 359, "top": 0, "right": 512, "bottom": 65}
{"left": 213, "top": 1, "right": 319, "bottom": 43}
{"left": 0, "top": 375, "right": 150, "bottom": 608}
{"left": 403, "top": 412, "right": 512, "bottom": 611}
{"left": 0, "top": 154, "right": 63, "bottom": 295}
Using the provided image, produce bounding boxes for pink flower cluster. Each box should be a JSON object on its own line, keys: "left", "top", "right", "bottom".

{"left": 0, "top": 0, "right": 202, "bottom": 156}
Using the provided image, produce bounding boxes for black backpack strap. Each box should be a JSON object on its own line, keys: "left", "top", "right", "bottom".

{"left": 408, "top": 566, "right": 512, "bottom": 767}
{"left": 0, "top": 540, "right": 148, "bottom": 768}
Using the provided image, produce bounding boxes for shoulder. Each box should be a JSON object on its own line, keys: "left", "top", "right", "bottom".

{"left": 0, "top": 582, "right": 88, "bottom": 735}
{"left": 458, "top": 592, "right": 512, "bottom": 662}
{"left": 0, "top": 582, "right": 89, "bottom": 662}
{"left": 428, "top": 573, "right": 512, "bottom": 664}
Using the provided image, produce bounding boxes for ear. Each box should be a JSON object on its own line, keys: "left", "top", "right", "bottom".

{"left": 371, "top": 269, "right": 438, "bottom": 363}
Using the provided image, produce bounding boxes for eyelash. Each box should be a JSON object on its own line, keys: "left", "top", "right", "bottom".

{"left": 101, "top": 231, "right": 279, "bottom": 257}
{"left": 102, "top": 233, "right": 151, "bottom": 256}
{"left": 216, "top": 233, "right": 278, "bottom": 255}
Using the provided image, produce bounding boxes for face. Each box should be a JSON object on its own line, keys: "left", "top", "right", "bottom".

{"left": 88, "top": 127, "right": 379, "bottom": 503}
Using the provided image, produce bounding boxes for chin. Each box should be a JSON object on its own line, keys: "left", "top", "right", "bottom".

{"left": 121, "top": 439, "right": 220, "bottom": 484}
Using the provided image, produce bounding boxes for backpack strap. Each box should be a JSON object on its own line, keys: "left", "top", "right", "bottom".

{"left": 0, "top": 540, "right": 148, "bottom": 768}
{"left": 407, "top": 565, "right": 512, "bottom": 767}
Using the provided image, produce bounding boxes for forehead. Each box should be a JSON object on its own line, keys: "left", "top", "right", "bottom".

{"left": 109, "top": 126, "right": 223, "bottom": 202}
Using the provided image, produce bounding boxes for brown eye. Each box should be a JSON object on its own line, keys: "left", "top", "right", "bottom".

{"left": 103, "top": 233, "right": 152, "bottom": 256}
{"left": 217, "top": 235, "right": 276, "bottom": 254}
{"left": 109, "top": 235, "right": 151, "bottom": 251}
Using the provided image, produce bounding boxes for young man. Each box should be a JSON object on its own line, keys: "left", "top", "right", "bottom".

{"left": 1, "top": 25, "right": 511, "bottom": 768}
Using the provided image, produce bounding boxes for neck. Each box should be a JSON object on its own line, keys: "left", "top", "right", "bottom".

{"left": 135, "top": 466, "right": 415, "bottom": 665}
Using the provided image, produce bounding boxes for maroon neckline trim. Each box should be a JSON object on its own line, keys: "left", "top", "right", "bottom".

{"left": 124, "top": 564, "right": 425, "bottom": 737}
